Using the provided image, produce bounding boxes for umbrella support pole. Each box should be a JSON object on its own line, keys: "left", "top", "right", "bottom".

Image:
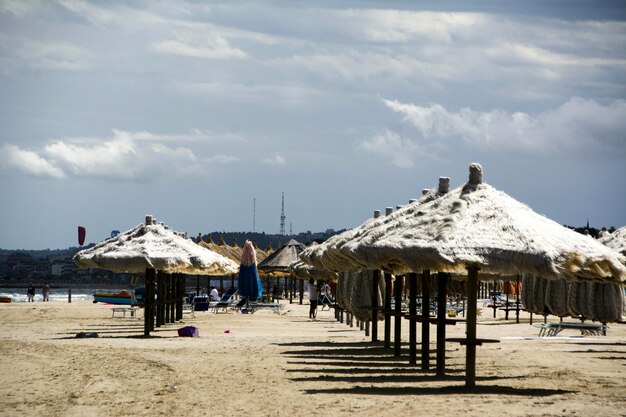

{"left": 421, "top": 270, "right": 430, "bottom": 370}
{"left": 516, "top": 275, "right": 520, "bottom": 324}
{"left": 394, "top": 274, "right": 403, "bottom": 357}
{"left": 144, "top": 268, "right": 155, "bottom": 337}
{"left": 371, "top": 270, "right": 380, "bottom": 342}
{"left": 384, "top": 273, "right": 392, "bottom": 349}
{"left": 409, "top": 273, "right": 418, "bottom": 365}
{"left": 466, "top": 265, "right": 479, "bottom": 387}
{"left": 165, "top": 273, "right": 171, "bottom": 324}
{"left": 176, "top": 274, "right": 183, "bottom": 321}
{"left": 299, "top": 279, "right": 304, "bottom": 305}
{"left": 436, "top": 272, "right": 448, "bottom": 376}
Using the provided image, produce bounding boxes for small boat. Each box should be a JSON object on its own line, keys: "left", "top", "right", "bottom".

{"left": 93, "top": 288, "right": 144, "bottom": 305}
{"left": 0, "top": 296, "right": 12, "bottom": 303}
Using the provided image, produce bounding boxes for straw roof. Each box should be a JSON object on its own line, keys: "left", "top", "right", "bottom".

{"left": 258, "top": 239, "right": 306, "bottom": 274}
{"left": 74, "top": 218, "right": 239, "bottom": 275}
{"left": 308, "top": 164, "right": 626, "bottom": 283}
{"left": 599, "top": 226, "right": 626, "bottom": 257}
{"left": 300, "top": 177, "right": 450, "bottom": 274}
{"left": 289, "top": 244, "right": 339, "bottom": 282}
{"left": 198, "top": 235, "right": 271, "bottom": 264}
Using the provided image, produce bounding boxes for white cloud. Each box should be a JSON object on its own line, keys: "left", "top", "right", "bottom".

{"left": 176, "top": 81, "right": 325, "bottom": 105}
{"left": 332, "top": 9, "right": 488, "bottom": 43}
{"left": 263, "top": 154, "right": 286, "bottom": 165}
{"left": 152, "top": 36, "right": 247, "bottom": 60}
{"left": 280, "top": 50, "right": 418, "bottom": 81}
{"left": 0, "top": 0, "right": 41, "bottom": 16}
{"left": 0, "top": 34, "right": 96, "bottom": 71}
{"left": 0, "top": 130, "right": 241, "bottom": 180}
{"left": 360, "top": 130, "right": 426, "bottom": 168}
{"left": 0, "top": 144, "right": 65, "bottom": 178}
{"left": 382, "top": 97, "right": 626, "bottom": 155}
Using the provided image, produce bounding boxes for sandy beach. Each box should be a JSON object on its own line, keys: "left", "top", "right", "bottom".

{"left": 0, "top": 300, "right": 624, "bottom": 417}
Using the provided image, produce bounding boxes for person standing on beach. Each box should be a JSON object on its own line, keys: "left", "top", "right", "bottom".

{"left": 27, "top": 282, "right": 35, "bottom": 302}
{"left": 42, "top": 282, "right": 50, "bottom": 302}
{"left": 308, "top": 278, "right": 319, "bottom": 319}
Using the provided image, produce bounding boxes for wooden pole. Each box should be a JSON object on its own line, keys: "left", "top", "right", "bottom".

{"left": 492, "top": 278, "right": 497, "bottom": 318}
{"left": 371, "top": 270, "right": 380, "bottom": 342}
{"left": 144, "top": 268, "right": 155, "bottom": 336}
{"left": 394, "top": 274, "right": 402, "bottom": 357}
{"left": 421, "top": 270, "right": 430, "bottom": 370}
{"left": 384, "top": 272, "right": 392, "bottom": 349}
{"left": 165, "top": 273, "right": 171, "bottom": 324}
{"left": 156, "top": 271, "right": 164, "bottom": 327}
{"left": 515, "top": 274, "right": 520, "bottom": 324}
{"left": 299, "top": 279, "right": 303, "bottom": 305}
{"left": 436, "top": 272, "right": 448, "bottom": 376}
{"left": 68, "top": 288, "right": 72, "bottom": 303}
{"left": 176, "top": 274, "right": 183, "bottom": 321}
{"left": 466, "top": 265, "right": 479, "bottom": 387}
{"left": 409, "top": 272, "right": 417, "bottom": 365}
{"left": 169, "top": 274, "right": 175, "bottom": 323}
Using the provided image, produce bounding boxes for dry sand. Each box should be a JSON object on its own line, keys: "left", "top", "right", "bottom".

{"left": 0, "top": 300, "right": 624, "bottom": 417}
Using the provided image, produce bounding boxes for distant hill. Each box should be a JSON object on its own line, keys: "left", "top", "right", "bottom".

{"left": 0, "top": 231, "right": 344, "bottom": 260}
{"left": 197, "top": 230, "right": 345, "bottom": 250}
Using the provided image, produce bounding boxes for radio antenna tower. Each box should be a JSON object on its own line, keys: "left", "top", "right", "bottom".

{"left": 253, "top": 197, "right": 256, "bottom": 232}
{"left": 279, "top": 192, "right": 286, "bottom": 235}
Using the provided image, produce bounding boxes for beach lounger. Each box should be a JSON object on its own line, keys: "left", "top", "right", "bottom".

{"left": 319, "top": 294, "right": 333, "bottom": 311}
{"left": 193, "top": 296, "right": 210, "bottom": 312}
{"left": 212, "top": 288, "right": 238, "bottom": 313}
{"left": 533, "top": 322, "right": 606, "bottom": 337}
{"left": 182, "top": 295, "right": 195, "bottom": 317}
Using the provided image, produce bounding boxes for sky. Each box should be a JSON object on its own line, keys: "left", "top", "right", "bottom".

{"left": 0, "top": 0, "right": 625, "bottom": 250}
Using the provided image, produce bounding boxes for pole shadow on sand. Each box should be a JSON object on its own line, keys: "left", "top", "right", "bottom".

{"left": 279, "top": 340, "right": 574, "bottom": 397}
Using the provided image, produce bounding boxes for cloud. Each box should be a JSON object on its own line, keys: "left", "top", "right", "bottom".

{"left": 0, "top": 144, "right": 65, "bottom": 178}
{"left": 332, "top": 9, "right": 488, "bottom": 43}
{"left": 0, "top": 0, "right": 41, "bottom": 16}
{"left": 152, "top": 36, "right": 247, "bottom": 59}
{"left": 176, "top": 81, "right": 325, "bottom": 105}
{"left": 0, "top": 130, "right": 240, "bottom": 180}
{"left": 382, "top": 97, "right": 626, "bottom": 156}
{"left": 0, "top": 34, "right": 96, "bottom": 71}
{"left": 263, "top": 154, "right": 286, "bottom": 165}
{"left": 360, "top": 130, "right": 426, "bottom": 168}
{"left": 280, "top": 50, "right": 418, "bottom": 81}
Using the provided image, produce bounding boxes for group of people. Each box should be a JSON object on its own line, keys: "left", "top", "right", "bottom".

{"left": 27, "top": 282, "right": 50, "bottom": 302}
{"left": 308, "top": 279, "right": 333, "bottom": 319}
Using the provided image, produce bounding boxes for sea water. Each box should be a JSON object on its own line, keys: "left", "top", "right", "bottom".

{"left": 0, "top": 288, "right": 100, "bottom": 303}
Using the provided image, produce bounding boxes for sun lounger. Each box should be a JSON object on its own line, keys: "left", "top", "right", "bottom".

{"left": 212, "top": 288, "right": 238, "bottom": 313}
{"left": 193, "top": 296, "right": 210, "bottom": 312}
{"left": 244, "top": 301, "right": 284, "bottom": 314}
{"left": 111, "top": 307, "right": 138, "bottom": 318}
{"left": 182, "top": 295, "right": 195, "bottom": 317}
{"left": 533, "top": 322, "right": 606, "bottom": 337}
{"left": 319, "top": 294, "right": 333, "bottom": 311}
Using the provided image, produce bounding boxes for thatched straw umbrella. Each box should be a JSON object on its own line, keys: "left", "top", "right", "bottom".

{"left": 259, "top": 239, "right": 306, "bottom": 303}
{"left": 290, "top": 259, "right": 339, "bottom": 283}
{"left": 600, "top": 226, "right": 626, "bottom": 257}
{"left": 301, "top": 177, "right": 451, "bottom": 363}
{"left": 304, "top": 163, "right": 626, "bottom": 387}
{"left": 74, "top": 215, "right": 238, "bottom": 336}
